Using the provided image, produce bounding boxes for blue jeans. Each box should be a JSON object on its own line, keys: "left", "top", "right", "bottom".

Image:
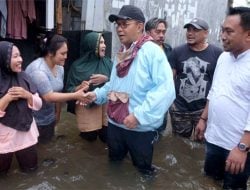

{"left": 205, "top": 142, "right": 250, "bottom": 190}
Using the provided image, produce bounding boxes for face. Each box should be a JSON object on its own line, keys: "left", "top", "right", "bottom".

{"left": 148, "top": 22, "right": 166, "bottom": 46}
{"left": 10, "top": 46, "right": 23, "bottom": 73}
{"left": 186, "top": 26, "right": 208, "bottom": 46}
{"left": 115, "top": 19, "right": 143, "bottom": 49}
{"left": 50, "top": 42, "right": 68, "bottom": 66}
{"left": 98, "top": 36, "right": 106, "bottom": 58}
{"left": 221, "top": 15, "right": 250, "bottom": 56}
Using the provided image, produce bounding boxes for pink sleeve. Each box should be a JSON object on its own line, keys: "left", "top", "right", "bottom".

{"left": 0, "top": 110, "right": 5, "bottom": 117}
{"left": 28, "top": 93, "right": 42, "bottom": 111}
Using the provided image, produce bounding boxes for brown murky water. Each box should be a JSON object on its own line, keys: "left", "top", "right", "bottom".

{"left": 0, "top": 106, "right": 246, "bottom": 190}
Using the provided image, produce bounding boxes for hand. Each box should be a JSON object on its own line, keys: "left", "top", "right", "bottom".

{"left": 123, "top": 113, "right": 139, "bottom": 129}
{"left": 75, "top": 91, "right": 97, "bottom": 106}
{"left": 83, "top": 92, "right": 96, "bottom": 104}
{"left": 4, "top": 92, "right": 19, "bottom": 102}
{"left": 75, "top": 81, "right": 89, "bottom": 92}
{"left": 80, "top": 81, "right": 89, "bottom": 91}
{"left": 225, "top": 147, "right": 247, "bottom": 174}
{"left": 194, "top": 119, "right": 206, "bottom": 141}
{"left": 74, "top": 87, "right": 88, "bottom": 103}
{"left": 8, "top": 87, "right": 31, "bottom": 100}
{"left": 89, "top": 74, "right": 108, "bottom": 86}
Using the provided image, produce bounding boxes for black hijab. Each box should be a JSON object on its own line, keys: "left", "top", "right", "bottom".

{"left": 0, "top": 41, "right": 37, "bottom": 131}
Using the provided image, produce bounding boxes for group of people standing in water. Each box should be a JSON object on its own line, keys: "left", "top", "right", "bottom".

{"left": 1, "top": 4, "right": 250, "bottom": 190}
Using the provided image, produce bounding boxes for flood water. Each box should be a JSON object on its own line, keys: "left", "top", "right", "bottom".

{"left": 0, "top": 106, "right": 249, "bottom": 190}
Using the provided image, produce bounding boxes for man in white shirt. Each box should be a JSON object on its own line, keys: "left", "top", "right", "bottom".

{"left": 195, "top": 6, "right": 250, "bottom": 189}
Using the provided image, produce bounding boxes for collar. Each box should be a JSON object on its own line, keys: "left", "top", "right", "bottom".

{"left": 230, "top": 49, "right": 250, "bottom": 60}
{"left": 122, "top": 41, "right": 138, "bottom": 52}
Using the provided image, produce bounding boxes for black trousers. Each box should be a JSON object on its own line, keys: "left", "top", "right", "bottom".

{"left": 37, "top": 120, "right": 56, "bottom": 143}
{"left": 0, "top": 145, "right": 37, "bottom": 174}
{"left": 107, "top": 122, "right": 157, "bottom": 174}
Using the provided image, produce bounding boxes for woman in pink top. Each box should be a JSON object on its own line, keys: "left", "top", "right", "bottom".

{"left": 0, "top": 41, "right": 42, "bottom": 174}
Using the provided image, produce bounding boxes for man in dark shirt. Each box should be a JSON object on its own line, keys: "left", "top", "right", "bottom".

{"left": 145, "top": 17, "right": 172, "bottom": 57}
{"left": 168, "top": 18, "right": 222, "bottom": 138}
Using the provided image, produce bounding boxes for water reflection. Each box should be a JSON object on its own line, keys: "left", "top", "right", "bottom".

{"left": 0, "top": 107, "right": 244, "bottom": 190}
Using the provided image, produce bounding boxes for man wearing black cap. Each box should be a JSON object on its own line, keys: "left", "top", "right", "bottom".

{"left": 168, "top": 18, "right": 222, "bottom": 139}
{"left": 83, "top": 5, "right": 175, "bottom": 174}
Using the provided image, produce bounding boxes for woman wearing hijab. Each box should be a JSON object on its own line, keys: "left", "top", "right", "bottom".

{"left": 0, "top": 41, "right": 42, "bottom": 174}
{"left": 65, "top": 32, "right": 112, "bottom": 142}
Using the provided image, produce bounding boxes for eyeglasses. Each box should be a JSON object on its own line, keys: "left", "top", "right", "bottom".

{"left": 114, "top": 20, "right": 137, "bottom": 29}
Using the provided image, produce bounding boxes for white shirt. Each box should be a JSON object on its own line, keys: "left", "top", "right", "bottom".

{"left": 205, "top": 50, "right": 250, "bottom": 150}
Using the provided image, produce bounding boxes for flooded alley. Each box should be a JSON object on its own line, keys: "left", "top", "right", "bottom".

{"left": 0, "top": 106, "right": 228, "bottom": 190}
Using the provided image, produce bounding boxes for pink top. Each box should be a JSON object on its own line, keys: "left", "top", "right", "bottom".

{"left": 0, "top": 93, "right": 42, "bottom": 154}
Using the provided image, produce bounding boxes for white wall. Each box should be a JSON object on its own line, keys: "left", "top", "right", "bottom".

{"left": 233, "top": 0, "right": 248, "bottom": 7}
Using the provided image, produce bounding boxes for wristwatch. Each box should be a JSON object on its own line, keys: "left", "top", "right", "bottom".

{"left": 237, "top": 143, "right": 249, "bottom": 152}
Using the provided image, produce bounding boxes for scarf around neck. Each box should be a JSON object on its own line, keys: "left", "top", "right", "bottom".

{"left": 116, "top": 34, "right": 153, "bottom": 78}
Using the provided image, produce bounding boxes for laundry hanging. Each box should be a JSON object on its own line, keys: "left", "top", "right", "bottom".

{"left": 6, "top": 0, "right": 36, "bottom": 39}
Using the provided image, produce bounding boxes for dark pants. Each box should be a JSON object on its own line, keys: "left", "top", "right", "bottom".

{"left": 107, "top": 122, "right": 157, "bottom": 174}
{"left": 0, "top": 145, "right": 37, "bottom": 174}
{"left": 205, "top": 142, "right": 250, "bottom": 190}
{"left": 37, "top": 120, "right": 56, "bottom": 143}
{"left": 79, "top": 126, "right": 107, "bottom": 143}
{"left": 170, "top": 109, "right": 202, "bottom": 138}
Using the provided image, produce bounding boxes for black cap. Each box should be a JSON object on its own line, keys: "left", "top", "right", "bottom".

{"left": 108, "top": 5, "right": 145, "bottom": 23}
{"left": 184, "top": 18, "right": 209, "bottom": 30}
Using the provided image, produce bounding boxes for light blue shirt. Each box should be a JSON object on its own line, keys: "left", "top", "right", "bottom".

{"left": 94, "top": 41, "right": 175, "bottom": 132}
{"left": 25, "top": 58, "right": 64, "bottom": 126}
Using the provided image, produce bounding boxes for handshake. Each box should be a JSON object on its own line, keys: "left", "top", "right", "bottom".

{"left": 72, "top": 74, "right": 109, "bottom": 106}
{"left": 73, "top": 80, "right": 96, "bottom": 106}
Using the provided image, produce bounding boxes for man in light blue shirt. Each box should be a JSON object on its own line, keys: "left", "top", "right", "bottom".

{"left": 84, "top": 5, "right": 175, "bottom": 174}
